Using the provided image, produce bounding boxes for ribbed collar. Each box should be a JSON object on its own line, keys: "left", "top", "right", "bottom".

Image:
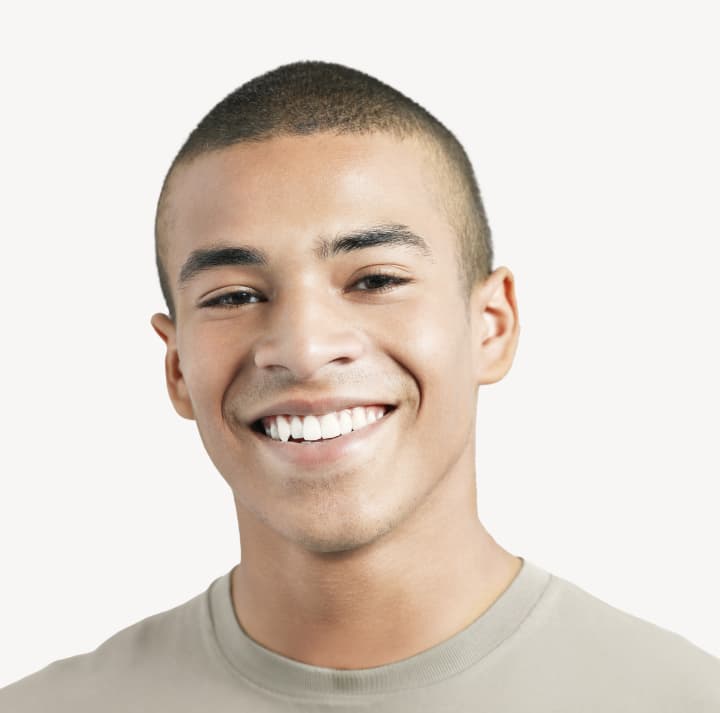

{"left": 208, "top": 556, "right": 550, "bottom": 698}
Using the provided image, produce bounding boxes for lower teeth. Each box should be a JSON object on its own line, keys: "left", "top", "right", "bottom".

{"left": 295, "top": 436, "right": 340, "bottom": 444}
{"left": 274, "top": 435, "right": 344, "bottom": 444}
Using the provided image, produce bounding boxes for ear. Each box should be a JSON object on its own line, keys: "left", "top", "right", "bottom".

{"left": 150, "top": 313, "right": 195, "bottom": 420}
{"left": 469, "top": 266, "right": 521, "bottom": 385}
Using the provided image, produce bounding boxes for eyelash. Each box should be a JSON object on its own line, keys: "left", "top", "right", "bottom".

{"left": 199, "top": 272, "right": 411, "bottom": 309}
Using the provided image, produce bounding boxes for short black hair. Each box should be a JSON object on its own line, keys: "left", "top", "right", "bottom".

{"left": 155, "top": 60, "right": 493, "bottom": 321}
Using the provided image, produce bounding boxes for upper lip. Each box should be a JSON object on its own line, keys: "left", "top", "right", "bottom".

{"left": 247, "top": 397, "right": 396, "bottom": 424}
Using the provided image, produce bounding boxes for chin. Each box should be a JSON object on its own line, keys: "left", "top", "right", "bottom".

{"left": 281, "top": 514, "right": 397, "bottom": 555}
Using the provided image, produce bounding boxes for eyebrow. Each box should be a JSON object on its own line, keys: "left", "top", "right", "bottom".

{"left": 177, "top": 223, "right": 433, "bottom": 288}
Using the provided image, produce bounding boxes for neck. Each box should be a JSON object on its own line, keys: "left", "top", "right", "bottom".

{"left": 230, "top": 458, "right": 521, "bottom": 670}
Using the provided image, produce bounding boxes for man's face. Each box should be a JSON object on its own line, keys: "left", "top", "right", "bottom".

{"left": 153, "top": 132, "right": 513, "bottom": 554}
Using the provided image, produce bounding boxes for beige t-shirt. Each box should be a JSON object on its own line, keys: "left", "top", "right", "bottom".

{"left": 2, "top": 557, "right": 718, "bottom": 711}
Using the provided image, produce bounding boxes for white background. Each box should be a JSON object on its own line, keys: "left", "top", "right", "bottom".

{"left": 1, "top": 1, "right": 718, "bottom": 687}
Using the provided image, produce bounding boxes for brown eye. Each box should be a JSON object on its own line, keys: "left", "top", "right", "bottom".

{"left": 352, "top": 273, "right": 410, "bottom": 292}
{"left": 201, "top": 290, "right": 264, "bottom": 308}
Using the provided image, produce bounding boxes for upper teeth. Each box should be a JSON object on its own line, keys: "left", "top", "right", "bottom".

{"left": 262, "top": 406, "right": 388, "bottom": 442}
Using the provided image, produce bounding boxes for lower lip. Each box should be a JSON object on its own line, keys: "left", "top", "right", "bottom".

{"left": 250, "top": 408, "right": 395, "bottom": 467}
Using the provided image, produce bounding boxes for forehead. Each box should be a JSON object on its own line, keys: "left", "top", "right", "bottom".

{"left": 160, "top": 132, "right": 454, "bottom": 276}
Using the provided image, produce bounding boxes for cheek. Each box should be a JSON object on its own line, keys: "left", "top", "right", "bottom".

{"left": 178, "top": 324, "right": 248, "bottom": 416}
{"left": 383, "top": 299, "right": 474, "bottom": 418}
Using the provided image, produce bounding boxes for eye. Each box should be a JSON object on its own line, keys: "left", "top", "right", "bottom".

{"left": 200, "top": 290, "right": 265, "bottom": 309}
{"left": 198, "top": 273, "right": 410, "bottom": 309}
{"left": 351, "top": 272, "right": 411, "bottom": 293}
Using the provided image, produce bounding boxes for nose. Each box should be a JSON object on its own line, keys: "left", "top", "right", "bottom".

{"left": 252, "top": 288, "right": 366, "bottom": 380}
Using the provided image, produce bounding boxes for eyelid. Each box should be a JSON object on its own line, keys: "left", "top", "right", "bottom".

{"left": 198, "top": 282, "right": 259, "bottom": 300}
{"left": 198, "top": 286, "right": 264, "bottom": 308}
{"left": 348, "top": 270, "right": 413, "bottom": 295}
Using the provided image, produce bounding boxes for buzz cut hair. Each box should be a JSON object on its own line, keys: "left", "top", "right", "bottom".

{"left": 155, "top": 60, "right": 493, "bottom": 321}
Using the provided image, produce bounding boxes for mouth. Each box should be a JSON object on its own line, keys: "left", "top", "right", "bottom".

{"left": 250, "top": 404, "right": 397, "bottom": 445}
{"left": 249, "top": 404, "right": 398, "bottom": 468}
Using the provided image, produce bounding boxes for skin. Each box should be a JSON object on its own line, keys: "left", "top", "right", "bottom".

{"left": 151, "top": 131, "right": 522, "bottom": 669}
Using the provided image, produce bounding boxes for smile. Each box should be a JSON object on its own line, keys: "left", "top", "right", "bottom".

{"left": 249, "top": 404, "right": 397, "bottom": 467}
{"left": 255, "top": 405, "right": 394, "bottom": 443}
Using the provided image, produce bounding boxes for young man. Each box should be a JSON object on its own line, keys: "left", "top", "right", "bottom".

{"left": 2, "top": 61, "right": 718, "bottom": 711}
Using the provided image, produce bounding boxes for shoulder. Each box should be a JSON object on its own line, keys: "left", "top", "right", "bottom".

{"left": 522, "top": 570, "right": 720, "bottom": 709}
{"left": 0, "top": 582, "right": 218, "bottom": 713}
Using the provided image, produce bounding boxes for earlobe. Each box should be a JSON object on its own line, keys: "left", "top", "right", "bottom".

{"left": 470, "top": 267, "right": 521, "bottom": 385}
{"left": 150, "top": 313, "right": 195, "bottom": 420}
